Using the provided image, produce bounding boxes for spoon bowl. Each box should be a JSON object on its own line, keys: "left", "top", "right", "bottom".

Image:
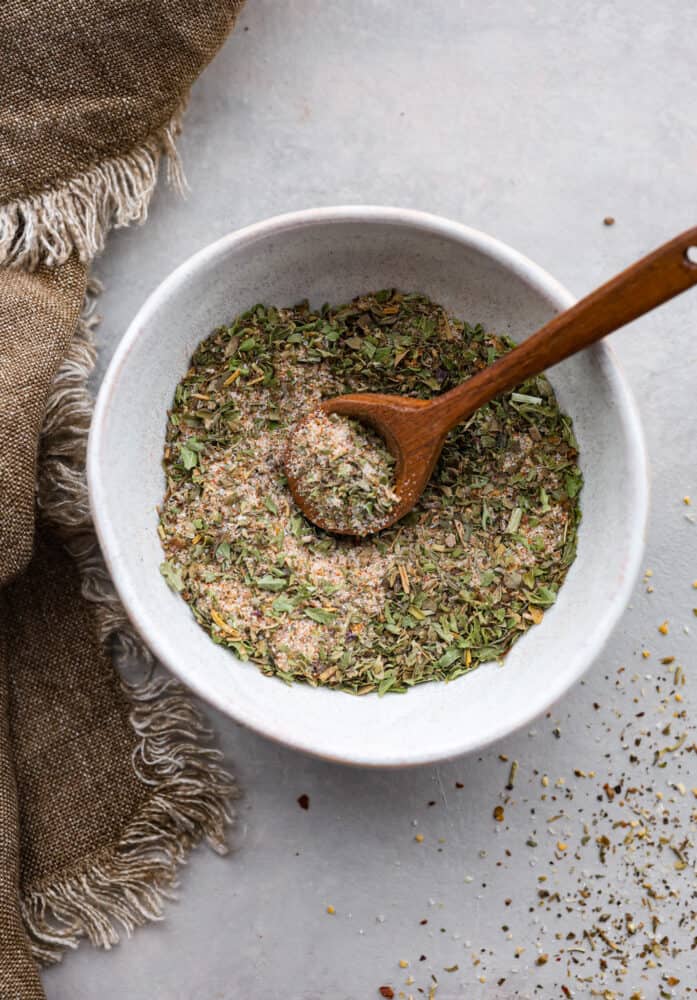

{"left": 285, "top": 393, "right": 436, "bottom": 535}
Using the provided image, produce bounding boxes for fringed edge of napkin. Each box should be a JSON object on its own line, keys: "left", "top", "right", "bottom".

{"left": 0, "top": 109, "right": 187, "bottom": 270}
{"left": 21, "top": 281, "right": 238, "bottom": 964}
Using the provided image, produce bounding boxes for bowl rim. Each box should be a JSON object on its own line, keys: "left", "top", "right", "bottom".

{"left": 88, "top": 206, "right": 649, "bottom": 765}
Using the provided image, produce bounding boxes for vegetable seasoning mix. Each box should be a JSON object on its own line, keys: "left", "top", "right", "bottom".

{"left": 159, "top": 290, "right": 582, "bottom": 694}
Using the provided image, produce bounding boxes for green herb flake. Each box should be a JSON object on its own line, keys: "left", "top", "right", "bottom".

{"left": 304, "top": 608, "right": 337, "bottom": 625}
{"left": 255, "top": 574, "right": 287, "bottom": 592}
{"left": 179, "top": 444, "right": 199, "bottom": 470}
{"left": 160, "top": 560, "right": 185, "bottom": 592}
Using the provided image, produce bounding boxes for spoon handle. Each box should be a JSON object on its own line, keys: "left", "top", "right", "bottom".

{"left": 433, "top": 226, "right": 697, "bottom": 432}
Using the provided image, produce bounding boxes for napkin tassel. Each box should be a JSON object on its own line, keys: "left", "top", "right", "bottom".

{"left": 21, "top": 276, "right": 237, "bottom": 964}
{"left": 0, "top": 108, "right": 187, "bottom": 271}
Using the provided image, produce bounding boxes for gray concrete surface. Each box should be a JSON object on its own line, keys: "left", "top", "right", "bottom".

{"left": 47, "top": 1, "right": 697, "bottom": 997}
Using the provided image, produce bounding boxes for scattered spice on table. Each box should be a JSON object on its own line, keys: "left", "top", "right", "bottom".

{"left": 159, "top": 290, "right": 582, "bottom": 692}
{"left": 382, "top": 566, "right": 694, "bottom": 996}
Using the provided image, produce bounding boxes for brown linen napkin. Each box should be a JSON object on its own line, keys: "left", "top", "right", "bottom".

{"left": 0, "top": 3, "right": 245, "bottom": 996}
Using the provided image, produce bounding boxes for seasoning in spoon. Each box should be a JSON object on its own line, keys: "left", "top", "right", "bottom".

{"left": 285, "top": 409, "right": 398, "bottom": 534}
{"left": 158, "top": 290, "right": 582, "bottom": 693}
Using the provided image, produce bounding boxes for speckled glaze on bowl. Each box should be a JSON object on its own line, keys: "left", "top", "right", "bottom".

{"left": 88, "top": 207, "right": 648, "bottom": 767}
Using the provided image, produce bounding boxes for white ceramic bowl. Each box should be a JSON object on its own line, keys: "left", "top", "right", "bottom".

{"left": 88, "top": 207, "right": 648, "bottom": 767}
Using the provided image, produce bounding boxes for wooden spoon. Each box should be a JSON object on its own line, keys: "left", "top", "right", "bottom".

{"left": 286, "top": 227, "right": 697, "bottom": 536}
